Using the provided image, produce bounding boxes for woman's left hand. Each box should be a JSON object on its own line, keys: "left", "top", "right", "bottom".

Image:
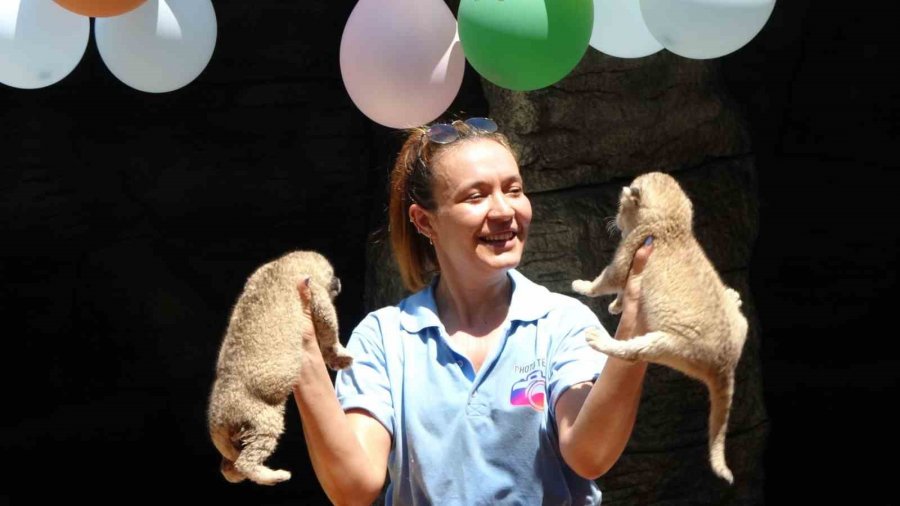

{"left": 617, "top": 236, "right": 654, "bottom": 339}
{"left": 556, "top": 235, "right": 654, "bottom": 478}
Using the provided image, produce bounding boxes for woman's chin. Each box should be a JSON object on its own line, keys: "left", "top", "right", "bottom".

{"left": 475, "top": 248, "right": 522, "bottom": 271}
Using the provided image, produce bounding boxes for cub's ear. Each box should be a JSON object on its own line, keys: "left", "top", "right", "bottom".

{"left": 629, "top": 186, "right": 641, "bottom": 202}
{"left": 622, "top": 186, "right": 641, "bottom": 203}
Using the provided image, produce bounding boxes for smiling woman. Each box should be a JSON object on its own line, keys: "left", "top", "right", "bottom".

{"left": 404, "top": 118, "right": 532, "bottom": 289}
{"left": 290, "top": 117, "right": 656, "bottom": 505}
{"left": 416, "top": 136, "right": 530, "bottom": 271}
{"left": 388, "top": 118, "right": 523, "bottom": 291}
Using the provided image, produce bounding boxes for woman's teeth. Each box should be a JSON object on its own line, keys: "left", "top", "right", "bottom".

{"left": 483, "top": 232, "right": 515, "bottom": 242}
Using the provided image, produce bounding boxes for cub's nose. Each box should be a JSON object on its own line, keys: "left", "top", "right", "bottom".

{"left": 330, "top": 276, "right": 341, "bottom": 295}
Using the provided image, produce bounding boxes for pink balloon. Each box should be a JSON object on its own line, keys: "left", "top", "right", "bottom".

{"left": 340, "top": 0, "right": 465, "bottom": 129}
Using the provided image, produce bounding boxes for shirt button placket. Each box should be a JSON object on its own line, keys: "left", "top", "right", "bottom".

{"left": 466, "top": 390, "right": 483, "bottom": 416}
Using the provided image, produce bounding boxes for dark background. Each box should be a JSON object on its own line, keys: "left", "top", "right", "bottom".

{"left": 1, "top": 1, "right": 896, "bottom": 504}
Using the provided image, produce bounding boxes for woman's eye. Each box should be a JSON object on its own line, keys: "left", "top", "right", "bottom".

{"left": 508, "top": 187, "right": 523, "bottom": 195}
{"left": 466, "top": 193, "right": 483, "bottom": 201}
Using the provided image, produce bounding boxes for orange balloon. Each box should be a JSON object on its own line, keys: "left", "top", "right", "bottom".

{"left": 54, "top": 0, "right": 147, "bottom": 18}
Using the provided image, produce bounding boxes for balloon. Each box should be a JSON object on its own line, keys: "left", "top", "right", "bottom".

{"left": 589, "top": 0, "right": 662, "bottom": 58}
{"left": 0, "top": 0, "right": 88, "bottom": 89}
{"left": 640, "top": 0, "right": 776, "bottom": 59}
{"left": 95, "top": 0, "right": 216, "bottom": 93}
{"left": 55, "top": 0, "right": 146, "bottom": 18}
{"left": 340, "top": 0, "right": 465, "bottom": 129}
{"left": 458, "top": 0, "right": 593, "bottom": 91}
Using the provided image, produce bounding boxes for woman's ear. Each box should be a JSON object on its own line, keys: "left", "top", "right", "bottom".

{"left": 409, "top": 204, "right": 434, "bottom": 239}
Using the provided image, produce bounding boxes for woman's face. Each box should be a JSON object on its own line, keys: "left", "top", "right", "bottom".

{"left": 420, "top": 138, "right": 532, "bottom": 278}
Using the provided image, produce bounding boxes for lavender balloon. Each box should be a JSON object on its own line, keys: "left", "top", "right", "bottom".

{"left": 340, "top": 0, "right": 465, "bottom": 129}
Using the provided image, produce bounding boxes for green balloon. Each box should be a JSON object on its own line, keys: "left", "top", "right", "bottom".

{"left": 458, "top": 0, "right": 594, "bottom": 91}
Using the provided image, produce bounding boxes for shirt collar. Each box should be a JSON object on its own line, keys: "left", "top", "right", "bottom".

{"left": 398, "top": 269, "right": 551, "bottom": 333}
{"left": 397, "top": 281, "right": 442, "bottom": 333}
{"left": 507, "top": 269, "right": 552, "bottom": 323}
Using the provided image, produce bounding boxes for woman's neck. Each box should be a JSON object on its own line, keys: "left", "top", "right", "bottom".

{"left": 434, "top": 269, "right": 511, "bottom": 336}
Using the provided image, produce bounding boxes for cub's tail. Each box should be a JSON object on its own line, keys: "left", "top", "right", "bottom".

{"left": 707, "top": 374, "right": 735, "bottom": 484}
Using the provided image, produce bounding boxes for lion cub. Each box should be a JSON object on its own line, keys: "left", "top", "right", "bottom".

{"left": 572, "top": 172, "right": 748, "bottom": 484}
{"left": 207, "top": 251, "right": 353, "bottom": 485}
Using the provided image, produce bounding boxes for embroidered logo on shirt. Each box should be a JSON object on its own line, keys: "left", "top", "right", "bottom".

{"left": 510, "top": 369, "right": 546, "bottom": 411}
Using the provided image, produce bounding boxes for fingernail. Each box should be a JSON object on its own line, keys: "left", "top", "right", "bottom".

{"left": 644, "top": 236, "right": 654, "bottom": 246}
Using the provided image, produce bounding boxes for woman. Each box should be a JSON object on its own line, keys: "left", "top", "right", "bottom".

{"left": 293, "top": 118, "right": 652, "bottom": 505}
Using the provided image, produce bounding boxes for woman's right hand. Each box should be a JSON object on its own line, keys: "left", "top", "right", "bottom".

{"left": 296, "top": 277, "right": 321, "bottom": 352}
{"left": 292, "top": 278, "right": 391, "bottom": 505}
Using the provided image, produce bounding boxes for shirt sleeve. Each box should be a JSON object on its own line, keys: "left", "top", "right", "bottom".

{"left": 334, "top": 312, "right": 395, "bottom": 437}
{"left": 546, "top": 299, "right": 610, "bottom": 419}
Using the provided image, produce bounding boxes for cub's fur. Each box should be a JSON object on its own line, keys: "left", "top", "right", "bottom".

{"left": 207, "top": 251, "right": 353, "bottom": 485}
{"left": 572, "top": 172, "right": 748, "bottom": 483}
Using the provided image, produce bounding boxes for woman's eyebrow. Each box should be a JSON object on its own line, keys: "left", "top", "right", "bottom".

{"left": 453, "top": 179, "right": 489, "bottom": 192}
{"left": 453, "top": 173, "right": 523, "bottom": 194}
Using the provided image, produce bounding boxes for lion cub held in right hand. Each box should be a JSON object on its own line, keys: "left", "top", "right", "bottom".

{"left": 572, "top": 172, "right": 748, "bottom": 484}
{"left": 207, "top": 251, "right": 353, "bottom": 486}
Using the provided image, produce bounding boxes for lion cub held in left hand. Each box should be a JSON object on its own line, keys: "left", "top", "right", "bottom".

{"left": 207, "top": 251, "right": 353, "bottom": 485}
{"left": 572, "top": 172, "right": 748, "bottom": 484}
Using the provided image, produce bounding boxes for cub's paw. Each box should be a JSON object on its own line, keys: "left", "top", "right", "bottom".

{"left": 584, "top": 327, "right": 608, "bottom": 353}
{"left": 608, "top": 297, "right": 623, "bottom": 315}
{"left": 221, "top": 460, "right": 246, "bottom": 483}
{"left": 572, "top": 279, "right": 594, "bottom": 296}
{"left": 324, "top": 347, "right": 354, "bottom": 370}
{"left": 725, "top": 287, "right": 742, "bottom": 308}
{"left": 252, "top": 469, "right": 291, "bottom": 486}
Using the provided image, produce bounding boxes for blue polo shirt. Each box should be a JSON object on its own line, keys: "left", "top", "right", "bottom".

{"left": 335, "top": 269, "right": 608, "bottom": 505}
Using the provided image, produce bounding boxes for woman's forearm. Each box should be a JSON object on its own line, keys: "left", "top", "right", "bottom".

{"left": 293, "top": 341, "right": 384, "bottom": 506}
{"left": 561, "top": 240, "right": 654, "bottom": 479}
{"left": 569, "top": 358, "right": 647, "bottom": 478}
{"left": 559, "top": 321, "right": 647, "bottom": 479}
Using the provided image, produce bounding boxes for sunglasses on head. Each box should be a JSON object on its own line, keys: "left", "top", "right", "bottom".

{"left": 425, "top": 117, "right": 498, "bottom": 144}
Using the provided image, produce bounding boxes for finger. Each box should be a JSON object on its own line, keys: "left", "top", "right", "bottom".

{"left": 630, "top": 236, "right": 654, "bottom": 276}
{"left": 296, "top": 277, "right": 313, "bottom": 317}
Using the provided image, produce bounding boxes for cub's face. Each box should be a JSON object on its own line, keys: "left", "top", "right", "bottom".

{"left": 328, "top": 275, "right": 341, "bottom": 299}
{"left": 307, "top": 260, "right": 340, "bottom": 301}
{"left": 616, "top": 185, "right": 641, "bottom": 235}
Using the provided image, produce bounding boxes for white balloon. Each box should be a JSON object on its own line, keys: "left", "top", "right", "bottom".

{"left": 95, "top": 0, "right": 216, "bottom": 93}
{"left": 340, "top": 0, "right": 465, "bottom": 129}
{"left": 0, "top": 0, "right": 89, "bottom": 89}
{"left": 640, "top": 0, "right": 776, "bottom": 59}
{"left": 590, "top": 0, "right": 662, "bottom": 58}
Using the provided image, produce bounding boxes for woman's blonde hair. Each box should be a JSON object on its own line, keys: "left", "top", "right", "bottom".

{"left": 388, "top": 119, "right": 514, "bottom": 292}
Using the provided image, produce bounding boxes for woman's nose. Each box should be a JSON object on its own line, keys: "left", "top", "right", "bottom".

{"left": 488, "top": 192, "right": 515, "bottom": 219}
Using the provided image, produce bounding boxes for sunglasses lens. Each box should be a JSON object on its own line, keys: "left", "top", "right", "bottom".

{"left": 464, "top": 117, "right": 498, "bottom": 133}
{"left": 426, "top": 123, "right": 459, "bottom": 144}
